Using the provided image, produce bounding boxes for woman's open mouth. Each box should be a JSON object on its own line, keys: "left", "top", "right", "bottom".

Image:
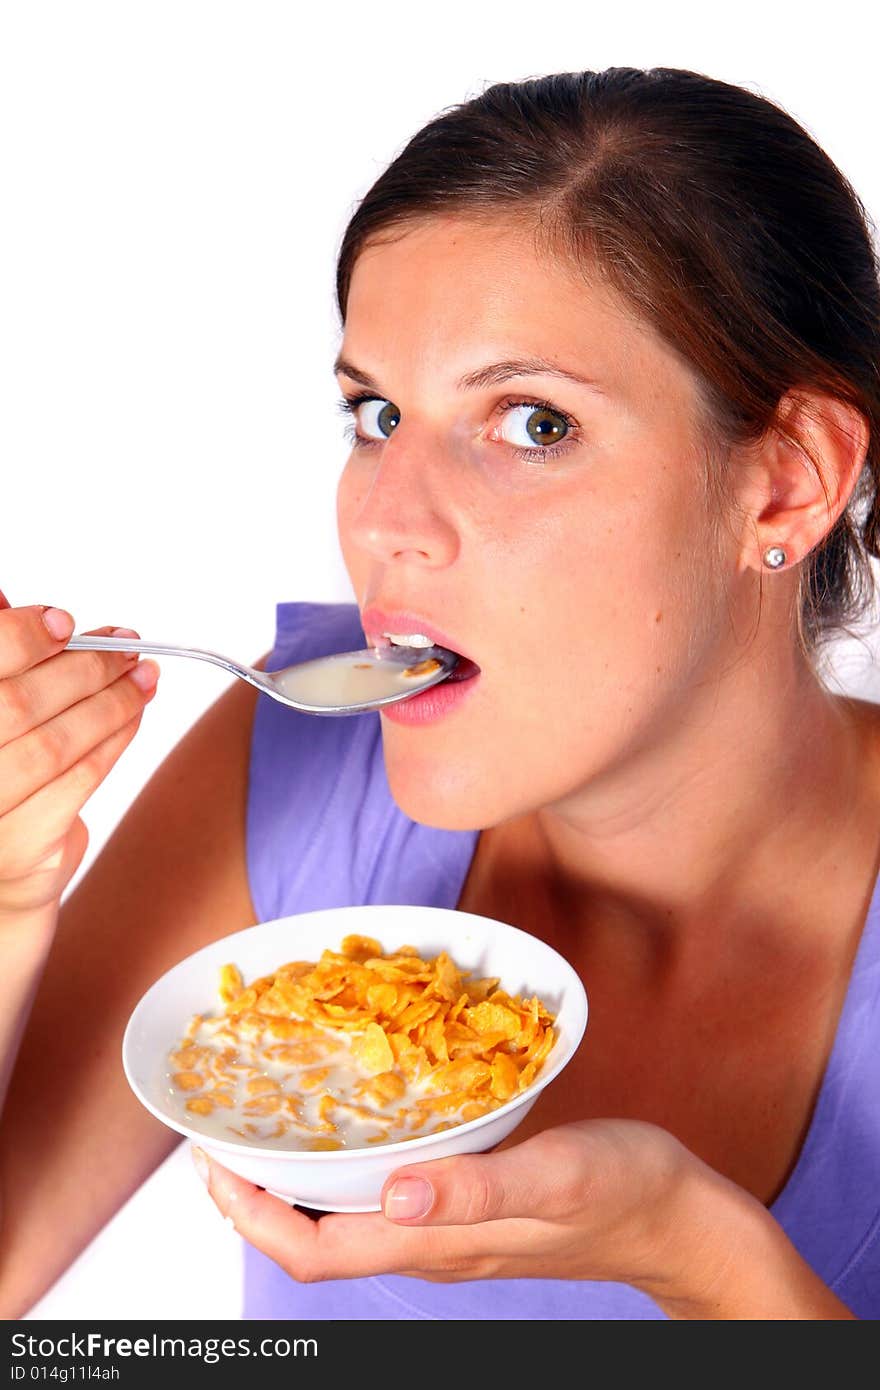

{"left": 362, "top": 611, "right": 482, "bottom": 688}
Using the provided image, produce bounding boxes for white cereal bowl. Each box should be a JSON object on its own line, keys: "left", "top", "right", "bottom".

{"left": 122, "top": 903, "right": 588, "bottom": 1212}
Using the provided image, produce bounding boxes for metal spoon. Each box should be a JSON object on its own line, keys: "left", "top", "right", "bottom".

{"left": 64, "top": 634, "right": 461, "bottom": 716}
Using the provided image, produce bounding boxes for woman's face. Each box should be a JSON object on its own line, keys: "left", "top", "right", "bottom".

{"left": 336, "top": 214, "right": 736, "bottom": 830}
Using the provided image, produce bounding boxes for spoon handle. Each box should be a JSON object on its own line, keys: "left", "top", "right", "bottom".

{"left": 65, "top": 635, "right": 254, "bottom": 683}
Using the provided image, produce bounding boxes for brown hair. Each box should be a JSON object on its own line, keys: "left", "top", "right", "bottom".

{"left": 335, "top": 67, "right": 880, "bottom": 655}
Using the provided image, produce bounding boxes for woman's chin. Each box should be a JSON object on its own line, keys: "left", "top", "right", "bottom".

{"left": 381, "top": 764, "right": 500, "bottom": 833}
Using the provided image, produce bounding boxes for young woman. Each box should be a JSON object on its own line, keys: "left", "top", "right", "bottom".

{"left": 1, "top": 66, "right": 878, "bottom": 1320}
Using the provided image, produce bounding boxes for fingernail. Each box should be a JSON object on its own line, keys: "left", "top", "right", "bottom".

{"left": 129, "top": 660, "right": 160, "bottom": 690}
{"left": 111, "top": 627, "right": 140, "bottom": 639}
{"left": 384, "top": 1177, "right": 432, "bottom": 1220}
{"left": 42, "top": 607, "right": 75, "bottom": 641}
{"left": 191, "top": 1145, "right": 210, "bottom": 1184}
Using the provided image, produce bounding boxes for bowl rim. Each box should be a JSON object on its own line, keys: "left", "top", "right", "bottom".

{"left": 122, "top": 904, "right": 589, "bottom": 1162}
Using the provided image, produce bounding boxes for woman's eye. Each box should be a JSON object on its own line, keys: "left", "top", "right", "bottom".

{"left": 355, "top": 398, "right": 400, "bottom": 440}
{"left": 496, "top": 403, "right": 571, "bottom": 449}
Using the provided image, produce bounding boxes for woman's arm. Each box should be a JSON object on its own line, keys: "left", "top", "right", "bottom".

{"left": 652, "top": 1168, "right": 855, "bottom": 1319}
{"left": 0, "top": 656, "right": 267, "bottom": 1318}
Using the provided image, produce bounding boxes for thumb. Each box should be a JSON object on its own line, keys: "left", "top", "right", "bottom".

{"left": 381, "top": 1140, "right": 549, "bottom": 1226}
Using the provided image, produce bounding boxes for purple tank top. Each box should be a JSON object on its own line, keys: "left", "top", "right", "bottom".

{"left": 243, "top": 601, "right": 880, "bottom": 1319}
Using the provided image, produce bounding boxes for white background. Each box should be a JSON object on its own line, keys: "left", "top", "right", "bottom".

{"left": 3, "top": 0, "right": 879, "bottom": 1320}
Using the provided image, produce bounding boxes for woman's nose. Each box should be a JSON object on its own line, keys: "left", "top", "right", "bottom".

{"left": 339, "top": 434, "right": 460, "bottom": 567}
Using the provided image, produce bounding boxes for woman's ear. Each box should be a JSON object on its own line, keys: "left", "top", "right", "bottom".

{"left": 734, "top": 388, "right": 870, "bottom": 573}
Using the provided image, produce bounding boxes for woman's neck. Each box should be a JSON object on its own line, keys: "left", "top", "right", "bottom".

{"left": 500, "top": 640, "right": 880, "bottom": 955}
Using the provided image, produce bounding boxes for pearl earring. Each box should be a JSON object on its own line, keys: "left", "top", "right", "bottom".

{"left": 763, "top": 545, "right": 787, "bottom": 570}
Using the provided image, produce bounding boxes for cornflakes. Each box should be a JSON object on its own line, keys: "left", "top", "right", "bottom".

{"left": 167, "top": 934, "right": 556, "bottom": 1151}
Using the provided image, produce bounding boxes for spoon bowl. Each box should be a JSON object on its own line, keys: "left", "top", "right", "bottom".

{"left": 64, "top": 635, "right": 462, "bottom": 715}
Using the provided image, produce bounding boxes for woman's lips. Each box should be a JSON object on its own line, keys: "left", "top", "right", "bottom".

{"left": 380, "top": 666, "right": 482, "bottom": 725}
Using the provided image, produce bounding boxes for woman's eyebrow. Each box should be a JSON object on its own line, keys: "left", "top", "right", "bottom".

{"left": 333, "top": 354, "right": 608, "bottom": 395}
